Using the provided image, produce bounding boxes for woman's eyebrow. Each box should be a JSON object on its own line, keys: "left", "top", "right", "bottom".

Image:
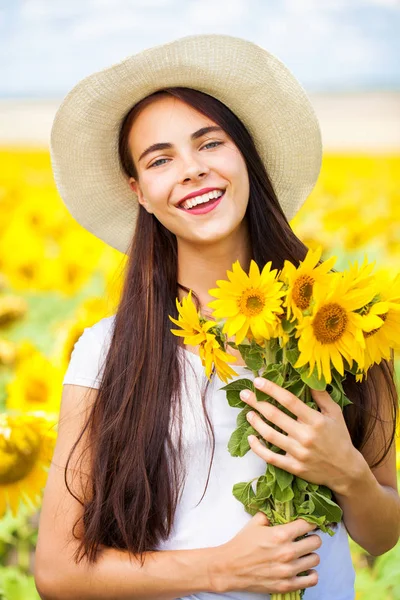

{"left": 138, "top": 126, "right": 223, "bottom": 162}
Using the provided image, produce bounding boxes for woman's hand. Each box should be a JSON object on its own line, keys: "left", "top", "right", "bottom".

{"left": 239, "top": 376, "right": 361, "bottom": 495}
{"left": 213, "top": 511, "right": 321, "bottom": 595}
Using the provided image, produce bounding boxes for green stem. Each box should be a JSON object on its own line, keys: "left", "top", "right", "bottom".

{"left": 263, "top": 339, "right": 276, "bottom": 365}
{"left": 270, "top": 500, "right": 302, "bottom": 600}
{"left": 271, "top": 590, "right": 301, "bottom": 600}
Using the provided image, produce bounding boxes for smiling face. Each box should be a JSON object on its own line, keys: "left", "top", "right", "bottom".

{"left": 127, "top": 94, "right": 250, "bottom": 245}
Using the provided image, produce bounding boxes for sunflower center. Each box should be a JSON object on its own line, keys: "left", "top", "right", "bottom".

{"left": 238, "top": 289, "right": 265, "bottom": 317}
{"left": 364, "top": 313, "right": 387, "bottom": 338}
{"left": 293, "top": 275, "right": 314, "bottom": 310}
{"left": 313, "top": 303, "right": 348, "bottom": 344}
{"left": 0, "top": 428, "right": 41, "bottom": 484}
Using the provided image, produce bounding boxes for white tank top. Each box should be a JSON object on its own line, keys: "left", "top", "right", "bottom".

{"left": 62, "top": 315, "right": 356, "bottom": 599}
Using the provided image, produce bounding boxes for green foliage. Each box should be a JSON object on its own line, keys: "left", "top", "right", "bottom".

{"left": 0, "top": 506, "right": 40, "bottom": 600}
{"left": 0, "top": 567, "right": 39, "bottom": 600}
{"left": 223, "top": 354, "right": 348, "bottom": 536}
{"left": 351, "top": 538, "right": 400, "bottom": 600}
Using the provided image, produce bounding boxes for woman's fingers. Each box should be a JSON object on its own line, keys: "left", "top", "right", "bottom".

{"left": 289, "top": 552, "right": 321, "bottom": 578}
{"left": 292, "top": 534, "right": 322, "bottom": 559}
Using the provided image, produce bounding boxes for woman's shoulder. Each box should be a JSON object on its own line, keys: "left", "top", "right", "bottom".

{"left": 62, "top": 314, "right": 116, "bottom": 389}
{"left": 86, "top": 314, "right": 116, "bottom": 343}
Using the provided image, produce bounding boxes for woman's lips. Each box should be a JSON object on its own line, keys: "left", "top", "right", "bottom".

{"left": 178, "top": 191, "right": 225, "bottom": 215}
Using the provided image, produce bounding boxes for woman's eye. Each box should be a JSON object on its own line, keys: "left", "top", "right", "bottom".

{"left": 149, "top": 158, "right": 169, "bottom": 168}
{"left": 202, "top": 141, "right": 222, "bottom": 150}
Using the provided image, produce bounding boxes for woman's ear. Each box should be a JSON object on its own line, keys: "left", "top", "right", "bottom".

{"left": 129, "top": 177, "right": 153, "bottom": 214}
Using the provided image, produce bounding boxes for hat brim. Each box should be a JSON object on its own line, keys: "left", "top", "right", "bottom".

{"left": 50, "top": 34, "right": 322, "bottom": 255}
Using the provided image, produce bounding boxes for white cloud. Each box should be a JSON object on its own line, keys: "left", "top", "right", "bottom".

{"left": 366, "top": 0, "right": 400, "bottom": 6}
{"left": 89, "top": 0, "right": 175, "bottom": 7}
{"left": 186, "top": 0, "right": 248, "bottom": 25}
{"left": 71, "top": 11, "right": 167, "bottom": 39}
{"left": 20, "top": 0, "right": 85, "bottom": 20}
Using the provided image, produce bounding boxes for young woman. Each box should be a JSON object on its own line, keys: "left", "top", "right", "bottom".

{"left": 35, "top": 35, "right": 399, "bottom": 600}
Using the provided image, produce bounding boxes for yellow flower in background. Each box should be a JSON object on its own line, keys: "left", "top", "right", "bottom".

{"left": 0, "top": 338, "right": 17, "bottom": 367}
{"left": 291, "top": 155, "right": 400, "bottom": 271}
{"left": 6, "top": 347, "right": 63, "bottom": 415}
{"left": 208, "top": 260, "right": 285, "bottom": 345}
{"left": 295, "top": 272, "right": 383, "bottom": 383}
{"left": 0, "top": 294, "right": 28, "bottom": 326}
{"left": 53, "top": 296, "right": 112, "bottom": 370}
{"left": 0, "top": 412, "right": 57, "bottom": 517}
{"left": 199, "top": 332, "right": 239, "bottom": 383}
{"left": 280, "top": 246, "right": 336, "bottom": 322}
{"left": 0, "top": 221, "right": 47, "bottom": 289}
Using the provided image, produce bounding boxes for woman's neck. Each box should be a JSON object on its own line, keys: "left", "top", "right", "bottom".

{"left": 176, "top": 224, "right": 251, "bottom": 311}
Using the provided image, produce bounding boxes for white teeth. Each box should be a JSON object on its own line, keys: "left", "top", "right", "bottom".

{"left": 181, "top": 189, "right": 224, "bottom": 210}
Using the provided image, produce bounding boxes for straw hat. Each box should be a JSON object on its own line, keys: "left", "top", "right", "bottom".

{"left": 50, "top": 34, "right": 322, "bottom": 255}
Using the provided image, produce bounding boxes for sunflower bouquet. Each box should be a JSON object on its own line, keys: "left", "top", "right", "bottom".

{"left": 169, "top": 247, "right": 400, "bottom": 600}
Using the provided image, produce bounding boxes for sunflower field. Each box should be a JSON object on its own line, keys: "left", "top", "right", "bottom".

{"left": 0, "top": 149, "right": 399, "bottom": 599}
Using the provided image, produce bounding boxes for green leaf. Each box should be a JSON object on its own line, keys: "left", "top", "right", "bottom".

{"left": 228, "top": 423, "right": 257, "bottom": 457}
{"left": 285, "top": 378, "right": 306, "bottom": 398}
{"left": 226, "top": 390, "right": 246, "bottom": 409}
{"left": 294, "top": 477, "right": 309, "bottom": 491}
{"left": 260, "top": 363, "right": 285, "bottom": 387}
{"left": 298, "top": 514, "right": 327, "bottom": 529}
{"left": 220, "top": 378, "right": 254, "bottom": 392}
{"left": 281, "top": 318, "right": 297, "bottom": 334}
{"left": 286, "top": 346, "right": 300, "bottom": 367}
{"left": 308, "top": 491, "right": 343, "bottom": 523}
{"left": 258, "top": 504, "right": 274, "bottom": 520}
{"left": 255, "top": 475, "right": 274, "bottom": 501}
{"left": 237, "top": 344, "right": 264, "bottom": 371}
{"left": 236, "top": 405, "right": 254, "bottom": 426}
{"left": 341, "top": 395, "right": 353, "bottom": 408}
{"left": 327, "top": 380, "right": 353, "bottom": 409}
{"left": 274, "top": 485, "right": 295, "bottom": 503}
{"left": 316, "top": 485, "right": 333, "bottom": 499}
{"left": 274, "top": 466, "right": 294, "bottom": 492}
{"left": 254, "top": 388, "right": 273, "bottom": 403}
{"left": 298, "top": 367, "right": 327, "bottom": 391}
{"left": 331, "top": 369, "right": 345, "bottom": 393}
{"left": 297, "top": 498, "right": 315, "bottom": 515}
{"left": 232, "top": 480, "right": 255, "bottom": 504}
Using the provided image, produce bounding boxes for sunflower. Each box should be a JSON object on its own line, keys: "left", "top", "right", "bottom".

{"left": 356, "top": 271, "right": 400, "bottom": 378}
{"left": 0, "top": 412, "right": 57, "bottom": 517}
{"left": 342, "top": 255, "right": 376, "bottom": 291}
{"left": 280, "top": 246, "right": 336, "bottom": 322}
{"left": 6, "top": 346, "right": 63, "bottom": 414}
{"left": 169, "top": 291, "right": 238, "bottom": 382}
{"left": 294, "top": 272, "right": 382, "bottom": 383}
{"left": 199, "top": 332, "right": 239, "bottom": 383}
{"left": 169, "top": 289, "right": 214, "bottom": 346}
{"left": 207, "top": 260, "right": 285, "bottom": 345}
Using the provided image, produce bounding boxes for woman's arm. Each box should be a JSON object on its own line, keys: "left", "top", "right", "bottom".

{"left": 35, "top": 543, "right": 223, "bottom": 600}
{"left": 333, "top": 367, "right": 400, "bottom": 556}
{"left": 333, "top": 446, "right": 400, "bottom": 556}
{"left": 34, "top": 384, "right": 223, "bottom": 600}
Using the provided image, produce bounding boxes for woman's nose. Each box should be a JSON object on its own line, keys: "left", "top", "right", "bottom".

{"left": 180, "top": 154, "right": 210, "bottom": 182}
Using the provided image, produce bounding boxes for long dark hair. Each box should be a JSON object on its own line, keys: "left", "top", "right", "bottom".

{"left": 65, "top": 87, "right": 398, "bottom": 567}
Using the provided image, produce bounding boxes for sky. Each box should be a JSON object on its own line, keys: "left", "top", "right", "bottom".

{"left": 0, "top": 0, "right": 399, "bottom": 97}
